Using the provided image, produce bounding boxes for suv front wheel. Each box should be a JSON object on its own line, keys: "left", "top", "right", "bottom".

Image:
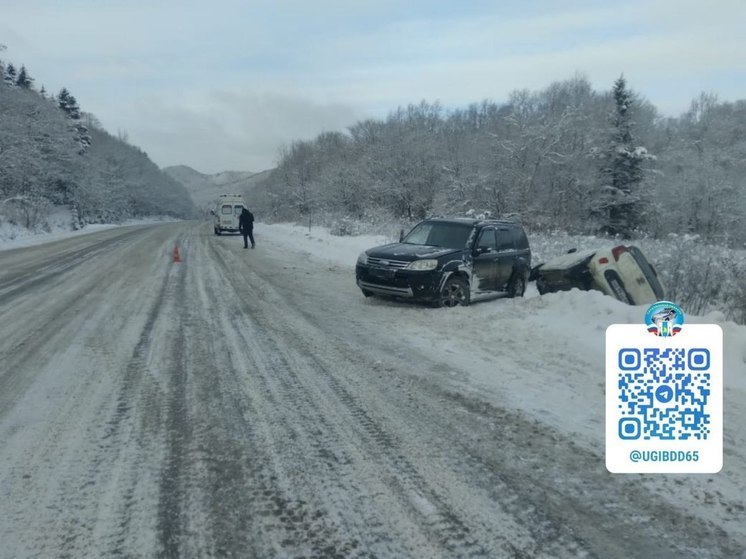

{"left": 434, "top": 276, "right": 470, "bottom": 308}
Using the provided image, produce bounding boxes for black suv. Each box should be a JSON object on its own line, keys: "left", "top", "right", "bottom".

{"left": 356, "top": 218, "right": 531, "bottom": 307}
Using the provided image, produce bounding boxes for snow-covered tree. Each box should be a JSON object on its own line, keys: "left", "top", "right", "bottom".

{"left": 591, "top": 76, "right": 655, "bottom": 238}
{"left": 57, "top": 87, "right": 81, "bottom": 119}
{"left": 650, "top": 93, "right": 746, "bottom": 245}
{"left": 4, "top": 63, "right": 17, "bottom": 87}
{"left": 252, "top": 72, "right": 744, "bottom": 246}
{"left": 0, "top": 62, "right": 194, "bottom": 229}
{"left": 15, "top": 65, "right": 33, "bottom": 89}
{"left": 56, "top": 87, "right": 91, "bottom": 153}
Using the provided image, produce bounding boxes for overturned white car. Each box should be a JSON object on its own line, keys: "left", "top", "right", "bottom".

{"left": 531, "top": 245, "right": 665, "bottom": 305}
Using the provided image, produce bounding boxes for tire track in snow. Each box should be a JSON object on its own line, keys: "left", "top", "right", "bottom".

{"left": 154, "top": 251, "right": 192, "bottom": 558}
{"left": 0, "top": 224, "right": 180, "bottom": 558}
{"left": 207, "top": 235, "right": 496, "bottom": 557}
{"left": 299, "top": 298, "right": 739, "bottom": 557}
{"left": 57, "top": 231, "right": 180, "bottom": 557}
{"left": 183, "top": 236, "right": 366, "bottom": 557}
{"left": 215, "top": 225, "right": 741, "bottom": 558}
{"left": 0, "top": 227, "right": 149, "bottom": 305}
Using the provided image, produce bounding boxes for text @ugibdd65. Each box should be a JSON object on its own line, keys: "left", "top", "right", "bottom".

{"left": 629, "top": 450, "right": 700, "bottom": 463}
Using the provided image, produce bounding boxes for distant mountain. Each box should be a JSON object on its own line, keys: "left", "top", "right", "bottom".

{"left": 163, "top": 165, "right": 271, "bottom": 210}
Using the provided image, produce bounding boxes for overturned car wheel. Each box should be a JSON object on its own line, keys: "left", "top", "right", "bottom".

{"left": 434, "top": 277, "right": 470, "bottom": 308}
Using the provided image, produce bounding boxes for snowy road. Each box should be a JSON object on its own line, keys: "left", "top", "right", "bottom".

{"left": 0, "top": 222, "right": 742, "bottom": 558}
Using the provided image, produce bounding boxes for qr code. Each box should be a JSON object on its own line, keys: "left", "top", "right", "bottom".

{"left": 617, "top": 347, "right": 711, "bottom": 440}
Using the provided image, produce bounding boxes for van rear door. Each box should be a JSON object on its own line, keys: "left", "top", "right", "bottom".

{"left": 220, "top": 204, "right": 235, "bottom": 229}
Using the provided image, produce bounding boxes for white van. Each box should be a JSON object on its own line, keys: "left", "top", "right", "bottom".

{"left": 212, "top": 194, "right": 246, "bottom": 235}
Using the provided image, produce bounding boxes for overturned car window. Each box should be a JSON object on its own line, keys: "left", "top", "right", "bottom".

{"left": 628, "top": 245, "right": 665, "bottom": 300}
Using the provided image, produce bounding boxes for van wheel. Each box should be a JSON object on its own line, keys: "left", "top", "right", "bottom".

{"left": 215, "top": 228, "right": 221, "bottom": 236}
{"left": 507, "top": 272, "right": 527, "bottom": 298}
{"left": 434, "top": 277, "right": 470, "bottom": 308}
{"left": 361, "top": 289, "right": 374, "bottom": 298}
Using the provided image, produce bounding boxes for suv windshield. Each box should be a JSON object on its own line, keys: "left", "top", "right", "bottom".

{"left": 402, "top": 221, "right": 472, "bottom": 250}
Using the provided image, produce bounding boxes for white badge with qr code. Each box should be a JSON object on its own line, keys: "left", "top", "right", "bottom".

{"left": 606, "top": 302, "right": 723, "bottom": 473}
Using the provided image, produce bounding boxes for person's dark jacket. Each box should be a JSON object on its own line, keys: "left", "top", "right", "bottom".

{"left": 239, "top": 208, "right": 254, "bottom": 232}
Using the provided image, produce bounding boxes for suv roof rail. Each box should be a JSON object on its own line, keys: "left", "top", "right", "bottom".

{"left": 496, "top": 214, "right": 522, "bottom": 223}
{"left": 422, "top": 214, "right": 523, "bottom": 225}
{"left": 478, "top": 216, "right": 521, "bottom": 223}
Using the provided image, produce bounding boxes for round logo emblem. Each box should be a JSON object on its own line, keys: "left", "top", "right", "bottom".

{"left": 645, "top": 301, "right": 684, "bottom": 337}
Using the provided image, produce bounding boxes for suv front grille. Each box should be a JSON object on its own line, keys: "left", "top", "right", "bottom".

{"left": 367, "top": 257, "right": 410, "bottom": 269}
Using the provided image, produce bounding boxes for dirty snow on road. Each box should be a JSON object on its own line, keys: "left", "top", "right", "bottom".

{"left": 0, "top": 220, "right": 743, "bottom": 558}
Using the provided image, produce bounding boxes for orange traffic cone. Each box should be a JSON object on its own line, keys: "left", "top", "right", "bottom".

{"left": 173, "top": 244, "right": 182, "bottom": 263}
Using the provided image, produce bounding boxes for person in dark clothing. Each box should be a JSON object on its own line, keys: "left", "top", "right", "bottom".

{"left": 238, "top": 207, "right": 255, "bottom": 249}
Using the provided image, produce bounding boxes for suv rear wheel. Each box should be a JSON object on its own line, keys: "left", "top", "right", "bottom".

{"left": 434, "top": 276, "right": 470, "bottom": 308}
{"left": 507, "top": 272, "right": 527, "bottom": 298}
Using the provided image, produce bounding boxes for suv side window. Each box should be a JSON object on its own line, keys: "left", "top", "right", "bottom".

{"left": 513, "top": 228, "right": 529, "bottom": 250}
{"left": 476, "top": 228, "right": 497, "bottom": 251}
{"left": 495, "top": 228, "right": 514, "bottom": 252}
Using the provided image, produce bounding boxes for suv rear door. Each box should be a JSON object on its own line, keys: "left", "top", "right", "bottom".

{"left": 494, "top": 227, "right": 518, "bottom": 290}
{"left": 471, "top": 227, "right": 498, "bottom": 292}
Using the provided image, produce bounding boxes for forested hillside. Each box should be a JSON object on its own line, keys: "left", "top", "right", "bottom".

{"left": 0, "top": 49, "right": 195, "bottom": 231}
{"left": 163, "top": 165, "right": 271, "bottom": 211}
{"left": 256, "top": 75, "right": 746, "bottom": 246}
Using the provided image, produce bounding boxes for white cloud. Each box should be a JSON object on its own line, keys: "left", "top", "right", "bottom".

{"left": 1, "top": 0, "right": 744, "bottom": 170}
{"left": 112, "top": 88, "right": 361, "bottom": 174}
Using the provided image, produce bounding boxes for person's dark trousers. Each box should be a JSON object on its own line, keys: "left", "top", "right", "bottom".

{"left": 242, "top": 229, "right": 255, "bottom": 248}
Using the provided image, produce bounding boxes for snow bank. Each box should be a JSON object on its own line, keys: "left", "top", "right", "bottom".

{"left": 0, "top": 214, "right": 179, "bottom": 252}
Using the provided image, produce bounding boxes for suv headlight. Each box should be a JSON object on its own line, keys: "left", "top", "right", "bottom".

{"left": 408, "top": 259, "right": 438, "bottom": 271}
{"left": 357, "top": 251, "right": 368, "bottom": 265}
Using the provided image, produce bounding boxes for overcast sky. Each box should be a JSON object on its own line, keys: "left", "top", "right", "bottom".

{"left": 1, "top": 0, "right": 744, "bottom": 174}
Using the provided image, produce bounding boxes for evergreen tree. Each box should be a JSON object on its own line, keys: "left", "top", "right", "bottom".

{"left": 15, "top": 65, "right": 33, "bottom": 89}
{"left": 57, "top": 87, "right": 81, "bottom": 119}
{"left": 75, "top": 121, "right": 92, "bottom": 153}
{"left": 592, "top": 75, "right": 654, "bottom": 237}
{"left": 57, "top": 87, "right": 90, "bottom": 152}
{"left": 4, "top": 63, "right": 17, "bottom": 87}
